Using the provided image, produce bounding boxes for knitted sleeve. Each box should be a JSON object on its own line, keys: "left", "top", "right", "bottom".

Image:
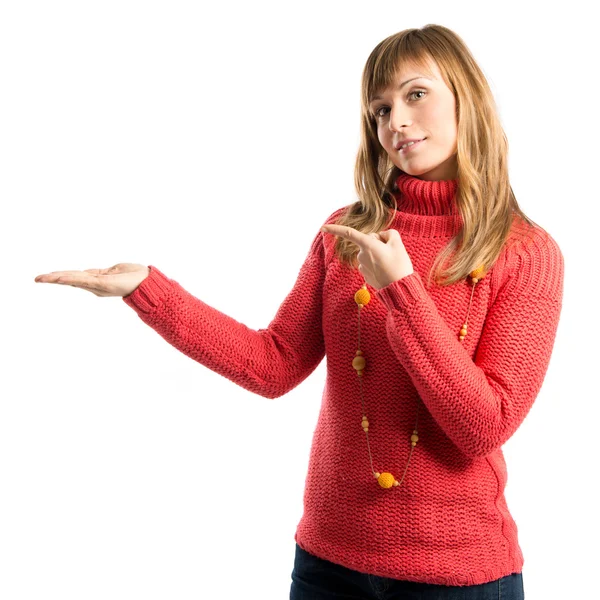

{"left": 121, "top": 227, "right": 327, "bottom": 399}
{"left": 374, "top": 231, "right": 565, "bottom": 459}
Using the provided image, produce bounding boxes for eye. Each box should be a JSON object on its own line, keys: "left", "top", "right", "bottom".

{"left": 373, "top": 90, "right": 427, "bottom": 118}
{"left": 410, "top": 89, "right": 427, "bottom": 101}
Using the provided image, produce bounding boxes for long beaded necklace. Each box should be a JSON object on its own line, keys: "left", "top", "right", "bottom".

{"left": 352, "top": 263, "right": 487, "bottom": 489}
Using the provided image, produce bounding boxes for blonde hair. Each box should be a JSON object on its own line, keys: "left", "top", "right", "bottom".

{"left": 333, "top": 24, "right": 541, "bottom": 287}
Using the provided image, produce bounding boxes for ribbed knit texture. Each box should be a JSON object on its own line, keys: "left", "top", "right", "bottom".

{"left": 122, "top": 171, "right": 564, "bottom": 586}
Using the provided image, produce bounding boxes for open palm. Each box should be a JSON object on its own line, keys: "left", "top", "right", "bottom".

{"left": 34, "top": 263, "right": 150, "bottom": 297}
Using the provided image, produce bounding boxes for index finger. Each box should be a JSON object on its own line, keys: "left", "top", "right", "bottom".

{"left": 320, "top": 224, "right": 375, "bottom": 249}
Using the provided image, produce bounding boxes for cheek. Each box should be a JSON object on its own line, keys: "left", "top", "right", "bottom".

{"left": 377, "top": 130, "right": 393, "bottom": 151}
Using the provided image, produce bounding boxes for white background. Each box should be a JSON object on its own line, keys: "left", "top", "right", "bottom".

{"left": 1, "top": 1, "right": 597, "bottom": 598}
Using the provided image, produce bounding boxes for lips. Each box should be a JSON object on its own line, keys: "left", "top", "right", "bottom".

{"left": 398, "top": 138, "right": 426, "bottom": 152}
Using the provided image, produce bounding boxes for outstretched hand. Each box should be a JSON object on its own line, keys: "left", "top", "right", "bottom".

{"left": 34, "top": 263, "right": 150, "bottom": 297}
{"left": 321, "top": 225, "right": 414, "bottom": 290}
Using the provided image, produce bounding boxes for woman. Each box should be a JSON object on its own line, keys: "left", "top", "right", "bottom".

{"left": 35, "top": 24, "right": 563, "bottom": 599}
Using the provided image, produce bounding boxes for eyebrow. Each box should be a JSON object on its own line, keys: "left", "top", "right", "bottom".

{"left": 369, "top": 76, "right": 433, "bottom": 104}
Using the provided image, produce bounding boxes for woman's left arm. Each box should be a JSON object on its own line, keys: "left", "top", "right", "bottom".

{"left": 375, "top": 233, "right": 565, "bottom": 459}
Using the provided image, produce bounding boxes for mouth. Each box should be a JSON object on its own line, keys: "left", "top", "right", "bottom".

{"left": 398, "top": 138, "right": 426, "bottom": 153}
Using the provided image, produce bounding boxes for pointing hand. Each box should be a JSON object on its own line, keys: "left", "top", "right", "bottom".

{"left": 34, "top": 263, "right": 150, "bottom": 298}
{"left": 321, "top": 225, "right": 414, "bottom": 290}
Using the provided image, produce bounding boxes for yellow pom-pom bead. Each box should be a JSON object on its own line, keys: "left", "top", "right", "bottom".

{"left": 377, "top": 472, "right": 395, "bottom": 489}
{"left": 354, "top": 286, "right": 371, "bottom": 306}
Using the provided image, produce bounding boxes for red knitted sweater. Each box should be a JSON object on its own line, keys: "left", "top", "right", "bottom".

{"left": 122, "top": 172, "right": 564, "bottom": 586}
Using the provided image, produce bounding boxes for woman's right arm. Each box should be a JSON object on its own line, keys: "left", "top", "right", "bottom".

{"left": 122, "top": 228, "right": 328, "bottom": 400}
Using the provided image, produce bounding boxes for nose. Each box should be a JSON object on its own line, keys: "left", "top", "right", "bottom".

{"left": 387, "top": 105, "right": 412, "bottom": 132}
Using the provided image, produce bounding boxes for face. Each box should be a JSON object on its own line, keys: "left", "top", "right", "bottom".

{"left": 369, "top": 60, "right": 458, "bottom": 181}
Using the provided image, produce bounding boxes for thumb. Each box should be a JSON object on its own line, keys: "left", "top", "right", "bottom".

{"left": 376, "top": 229, "right": 397, "bottom": 243}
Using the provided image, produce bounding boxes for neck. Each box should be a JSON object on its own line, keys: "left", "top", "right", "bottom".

{"left": 392, "top": 171, "right": 459, "bottom": 216}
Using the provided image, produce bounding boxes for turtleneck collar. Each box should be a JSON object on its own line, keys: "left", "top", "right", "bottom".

{"left": 386, "top": 171, "right": 463, "bottom": 238}
{"left": 392, "top": 171, "right": 459, "bottom": 216}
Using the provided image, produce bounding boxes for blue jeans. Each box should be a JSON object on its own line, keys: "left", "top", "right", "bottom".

{"left": 290, "top": 543, "right": 524, "bottom": 599}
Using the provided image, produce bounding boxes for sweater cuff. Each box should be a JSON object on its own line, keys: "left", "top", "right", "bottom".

{"left": 122, "top": 265, "right": 173, "bottom": 314}
{"left": 374, "top": 270, "right": 428, "bottom": 311}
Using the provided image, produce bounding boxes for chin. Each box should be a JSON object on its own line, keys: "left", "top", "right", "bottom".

{"left": 398, "top": 165, "right": 429, "bottom": 177}
{"left": 403, "top": 161, "right": 451, "bottom": 181}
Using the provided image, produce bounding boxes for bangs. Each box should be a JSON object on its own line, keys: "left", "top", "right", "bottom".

{"left": 364, "top": 42, "right": 436, "bottom": 111}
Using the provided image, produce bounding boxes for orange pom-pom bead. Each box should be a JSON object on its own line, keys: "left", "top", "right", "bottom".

{"left": 377, "top": 472, "right": 395, "bottom": 489}
{"left": 352, "top": 355, "right": 366, "bottom": 372}
{"left": 354, "top": 287, "right": 371, "bottom": 306}
{"left": 469, "top": 264, "right": 486, "bottom": 280}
